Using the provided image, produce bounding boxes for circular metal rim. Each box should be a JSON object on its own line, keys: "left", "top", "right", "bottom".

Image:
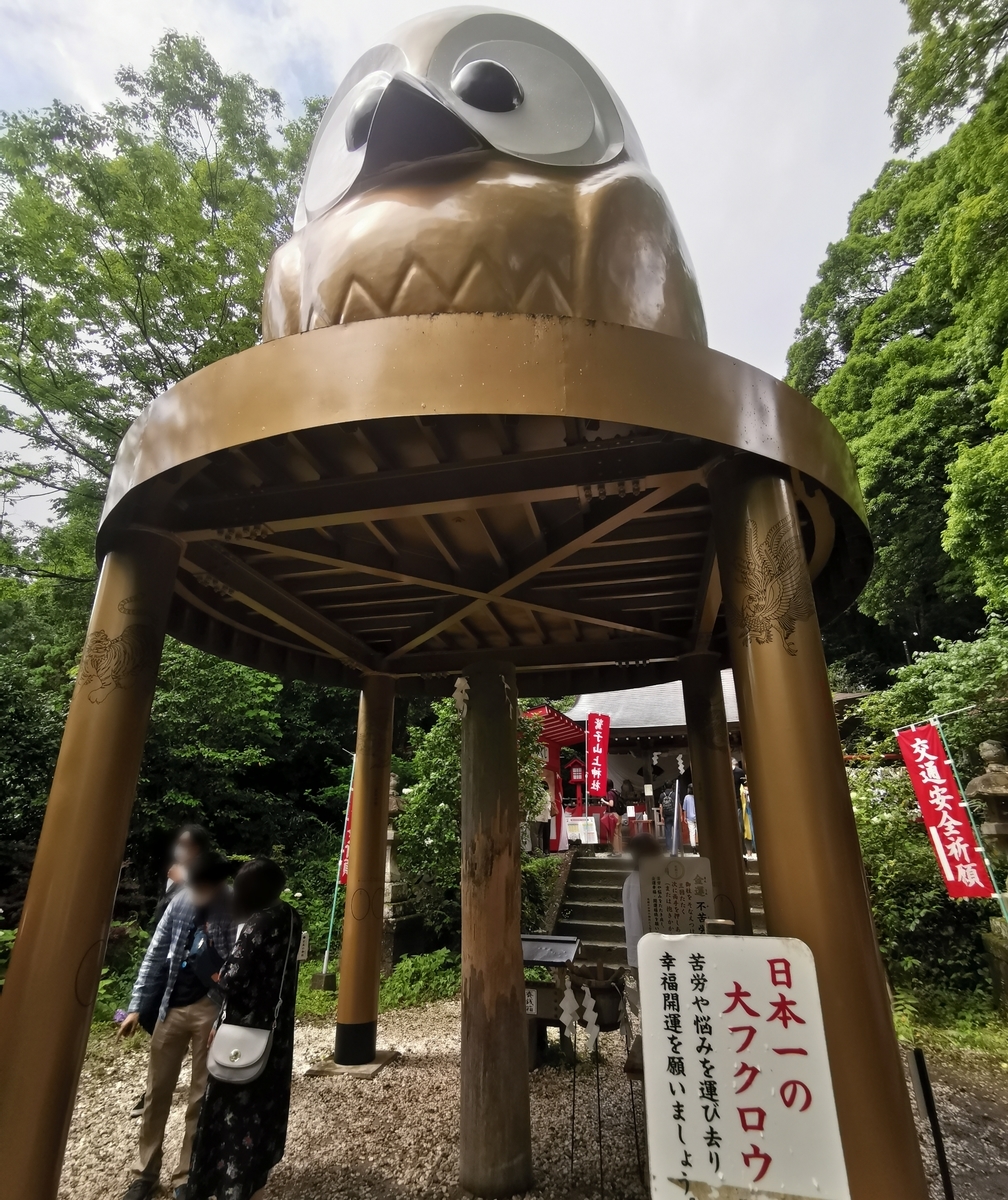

{"left": 101, "top": 312, "right": 867, "bottom": 543}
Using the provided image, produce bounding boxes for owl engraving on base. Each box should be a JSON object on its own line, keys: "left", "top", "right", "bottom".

{"left": 263, "top": 8, "right": 706, "bottom": 342}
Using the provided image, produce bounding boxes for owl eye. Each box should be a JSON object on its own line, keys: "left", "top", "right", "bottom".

{"left": 345, "top": 83, "right": 386, "bottom": 150}
{"left": 451, "top": 59, "right": 523, "bottom": 112}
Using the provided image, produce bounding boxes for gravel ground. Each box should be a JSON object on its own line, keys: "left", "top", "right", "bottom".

{"left": 59, "top": 1002, "right": 1007, "bottom": 1200}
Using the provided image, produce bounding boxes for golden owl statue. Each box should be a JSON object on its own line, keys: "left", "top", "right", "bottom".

{"left": 263, "top": 7, "right": 707, "bottom": 342}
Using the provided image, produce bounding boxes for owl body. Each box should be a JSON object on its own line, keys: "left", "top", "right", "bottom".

{"left": 262, "top": 8, "right": 706, "bottom": 345}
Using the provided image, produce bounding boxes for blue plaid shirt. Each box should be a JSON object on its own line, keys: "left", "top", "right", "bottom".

{"left": 129, "top": 888, "right": 237, "bottom": 1024}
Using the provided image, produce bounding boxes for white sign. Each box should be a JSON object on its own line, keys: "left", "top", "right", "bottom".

{"left": 639, "top": 856, "right": 714, "bottom": 935}
{"left": 565, "top": 816, "right": 598, "bottom": 845}
{"left": 639, "top": 934, "right": 849, "bottom": 1200}
{"left": 525, "top": 987, "right": 537, "bottom": 1016}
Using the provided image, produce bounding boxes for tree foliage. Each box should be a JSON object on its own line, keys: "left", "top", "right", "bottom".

{"left": 0, "top": 31, "right": 323, "bottom": 515}
{"left": 0, "top": 35, "right": 370, "bottom": 929}
{"left": 890, "top": 1, "right": 1008, "bottom": 149}
{"left": 856, "top": 616, "right": 1008, "bottom": 766}
{"left": 850, "top": 766, "right": 995, "bottom": 991}
{"left": 788, "top": 55, "right": 1008, "bottom": 678}
{"left": 396, "top": 699, "right": 548, "bottom": 937}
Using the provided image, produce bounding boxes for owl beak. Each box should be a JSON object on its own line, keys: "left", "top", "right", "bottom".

{"left": 358, "top": 74, "right": 486, "bottom": 184}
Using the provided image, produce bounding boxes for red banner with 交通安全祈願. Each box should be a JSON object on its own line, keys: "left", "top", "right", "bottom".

{"left": 896, "top": 723, "right": 994, "bottom": 899}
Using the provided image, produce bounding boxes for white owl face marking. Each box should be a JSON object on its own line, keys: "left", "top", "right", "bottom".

{"left": 294, "top": 8, "right": 641, "bottom": 231}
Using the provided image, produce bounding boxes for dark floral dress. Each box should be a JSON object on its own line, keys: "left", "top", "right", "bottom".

{"left": 188, "top": 902, "right": 302, "bottom": 1200}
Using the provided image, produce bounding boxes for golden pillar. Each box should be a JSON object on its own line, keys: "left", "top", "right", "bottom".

{"left": 679, "top": 651, "right": 752, "bottom": 934}
{"left": 708, "top": 459, "right": 928, "bottom": 1200}
{"left": 459, "top": 660, "right": 533, "bottom": 1198}
{"left": 334, "top": 674, "right": 396, "bottom": 1064}
{"left": 0, "top": 531, "right": 181, "bottom": 1200}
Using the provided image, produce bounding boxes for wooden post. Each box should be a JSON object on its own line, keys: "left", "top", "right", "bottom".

{"left": 335, "top": 674, "right": 396, "bottom": 1065}
{"left": 0, "top": 532, "right": 181, "bottom": 1200}
{"left": 679, "top": 651, "right": 752, "bottom": 933}
{"left": 459, "top": 660, "right": 533, "bottom": 1197}
{"left": 708, "top": 458, "right": 928, "bottom": 1200}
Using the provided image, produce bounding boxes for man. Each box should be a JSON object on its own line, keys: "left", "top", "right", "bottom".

{"left": 621, "top": 834, "right": 663, "bottom": 971}
{"left": 129, "top": 824, "right": 213, "bottom": 1120}
{"left": 149, "top": 824, "right": 212, "bottom": 934}
{"left": 118, "top": 852, "right": 236, "bottom": 1200}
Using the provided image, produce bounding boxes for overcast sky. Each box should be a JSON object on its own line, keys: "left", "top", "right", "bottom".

{"left": 1, "top": 0, "right": 911, "bottom": 521}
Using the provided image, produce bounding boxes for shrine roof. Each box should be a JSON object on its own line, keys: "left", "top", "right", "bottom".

{"left": 525, "top": 704, "right": 584, "bottom": 747}
{"left": 566, "top": 673, "right": 739, "bottom": 736}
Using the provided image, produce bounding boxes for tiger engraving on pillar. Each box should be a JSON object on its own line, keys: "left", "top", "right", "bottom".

{"left": 730, "top": 517, "right": 815, "bottom": 655}
{"left": 76, "top": 594, "right": 159, "bottom": 703}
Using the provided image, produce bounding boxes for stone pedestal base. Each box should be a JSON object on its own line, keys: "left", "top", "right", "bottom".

{"left": 381, "top": 911, "right": 429, "bottom": 975}
{"left": 306, "top": 1048, "right": 399, "bottom": 1078}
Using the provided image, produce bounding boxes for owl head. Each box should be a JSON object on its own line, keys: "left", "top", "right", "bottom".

{"left": 263, "top": 7, "right": 706, "bottom": 342}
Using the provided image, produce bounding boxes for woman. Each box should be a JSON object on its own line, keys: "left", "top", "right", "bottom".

{"left": 188, "top": 859, "right": 302, "bottom": 1200}
{"left": 599, "top": 779, "right": 620, "bottom": 847}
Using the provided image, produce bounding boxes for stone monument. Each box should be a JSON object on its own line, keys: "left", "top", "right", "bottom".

{"left": 382, "top": 773, "right": 425, "bottom": 972}
{"left": 966, "top": 740, "right": 1008, "bottom": 857}
{"left": 968, "top": 741, "right": 1008, "bottom": 1014}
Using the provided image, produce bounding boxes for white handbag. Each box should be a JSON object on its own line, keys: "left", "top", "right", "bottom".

{"left": 207, "top": 906, "right": 295, "bottom": 1084}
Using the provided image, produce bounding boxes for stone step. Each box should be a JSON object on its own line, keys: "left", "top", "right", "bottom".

{"left": 570, "top": 853, "right": 632, "bottom": 873}
{"left": 556, "top": 917, "right": 626, "bottom": 939}
{"left": 575, "top": 937, "right": 629, "bottom": 967}
{"left": 566, "top": 881, "right": 626, "bottom": 903}
{"left": 558, "top": 899, "right": 625, "bottom": 922}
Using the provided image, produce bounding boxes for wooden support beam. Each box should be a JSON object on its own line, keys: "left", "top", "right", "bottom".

{"left": 395, "top": 635, "right": 680, "bottom": 675}
{"left": 349, "top": 423, "right": 392, "bottom": 470}
{"left": 182, "top": 542, "right": 380, "bottom": 670}
{"left": 414, "top": 416, "right": 449, "bottom": 463}
{"left": 690, "top": 529, "right": 722, "bottom": 652}
{"left": 384, "top": 476, "right": 700, "bottom": 659}
{"left": 364, "top": 520, "right": 398, "bottom": 558}
{"left": 416, "top": 514, "right": 460, "bottom": 572}
{"left": 171, "top": 433, "right": 687, "bottom": 536}
{"left": 459, "top": 660, "right": 532, "bottom": 1196}
{"left": 472, "top": 510, "right": 505, "bottom": 567}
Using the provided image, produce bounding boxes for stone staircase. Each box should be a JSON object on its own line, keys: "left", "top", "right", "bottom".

{"left": 554, "top": 851, "right": 632, "bottom": 969}
{"left": 553, "top": 851, "right": 767, "bottom": 965}
{"left": 746, "top": 859, "right": 767, "bottom": 935}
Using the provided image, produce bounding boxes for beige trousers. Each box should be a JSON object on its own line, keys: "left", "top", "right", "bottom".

{"left": 133, "top": 995, "right": 218, "bottom": 1187}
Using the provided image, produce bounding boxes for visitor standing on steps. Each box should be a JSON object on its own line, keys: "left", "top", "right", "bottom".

{"left": 621, "top": 834, "right": 663, "bottom": 971}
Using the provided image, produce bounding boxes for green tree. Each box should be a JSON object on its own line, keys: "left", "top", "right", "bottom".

{"left": 856, "top": 615, "right": 1008, "bottom": 766}
{"left": 787, "top": 56, "right": 1008, "bottom": 677}
{"left": 890, "top": 1, "right": 1008, "bottom": 149}
{"left": 945, "top": 378, "right": 1008, "bottom": 607}
{"left": 0, "top": 31, "right": 323, "bottom": 516}
{"left": 396, "top": 699, "right": 547, "bottom": 937}
{"left": 0, "top": 35, "right": 351, "bottom": 927}
{"left": 850, "top": 765, "right": 994, "bottom": 991}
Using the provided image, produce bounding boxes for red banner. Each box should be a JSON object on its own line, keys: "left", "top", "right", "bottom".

{"left": 896, "top": 723, "right": 994, "bottom": 899}
{"left": 338, "top": 769, "right": 355, "bottom": 886}
{"left": 586, "top": 712, "right": 610, "bottom": 798}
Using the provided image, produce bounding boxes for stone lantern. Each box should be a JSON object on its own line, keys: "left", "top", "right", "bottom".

{"left": 965, "top": 740, "right": 1008, "bottom": 860}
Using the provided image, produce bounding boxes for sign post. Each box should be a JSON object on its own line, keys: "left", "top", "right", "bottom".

{"left": 639, "top": 933, "right": 850, "bottom": 1200}
{"left": 316, "top": 753, "right": 355, "bottom": 988}
{"left": 639, "top": 856, "right": 714, "bottom": 935}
